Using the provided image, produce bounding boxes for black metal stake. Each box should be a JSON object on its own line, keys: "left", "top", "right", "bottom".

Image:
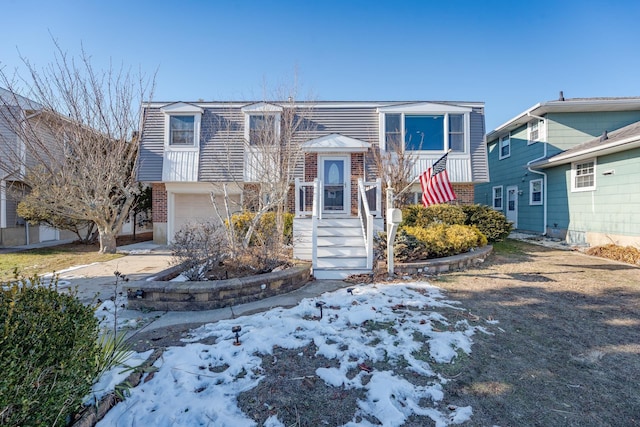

{"left": 316, "top": 301, "right": 326, "bottom": 319}
{"left": 232, "top": 325, "right": 242, "bottom": 346}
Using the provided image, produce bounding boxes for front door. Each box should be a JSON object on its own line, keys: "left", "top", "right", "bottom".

{"left": 506, "top": 186, "right": 518, "bottom": 228}
{"left": 320, "top": 156, "right": 349, "bottom": 214}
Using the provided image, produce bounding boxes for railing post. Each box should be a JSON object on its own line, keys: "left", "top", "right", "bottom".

{"left": 376, "top": 178, "right": 382, "bottom": 216}
{"left": 294, "top": 178, "right": 300, "bottom": 217}
{"left": 311, "top": 178, "right": 319, "bottom": 270}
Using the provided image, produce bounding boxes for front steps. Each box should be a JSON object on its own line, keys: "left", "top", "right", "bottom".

{"left": 312, "top": 217, "right": 370, "bottom": 280}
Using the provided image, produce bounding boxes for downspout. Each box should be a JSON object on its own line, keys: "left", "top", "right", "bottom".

{"left": 526, "top": 112, "right": 548, "bottom": 235}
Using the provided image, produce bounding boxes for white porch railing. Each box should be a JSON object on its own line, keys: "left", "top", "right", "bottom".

{"left": 357, "top": 178, "right": 374, "bottom": 270}
{"left": 295, "top": 177, "right": 323, "bottom": 218}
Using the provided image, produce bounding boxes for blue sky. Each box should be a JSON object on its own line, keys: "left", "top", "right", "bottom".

{"left": 1, "top": 0, "right": 639, "bottom": 130}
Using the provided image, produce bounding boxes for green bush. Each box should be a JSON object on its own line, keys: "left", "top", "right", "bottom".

{"left": 0, "top": 277, "right": 100, "bottom": 426}
{"left": 229, "top": 211, "right": 294, "bottom": 245}
{"left": 396, "top": 224, "right": 487, "bottom": 260}
{"left": 401, "top": 204, "right": 466, "bottom": 228}
{"left": 461, "top": 204, "right": 513, "bottom": 242}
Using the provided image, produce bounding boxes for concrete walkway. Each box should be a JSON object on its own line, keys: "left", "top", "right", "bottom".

{"left": 56, "top": 242, "right": 349, "bottom": 335}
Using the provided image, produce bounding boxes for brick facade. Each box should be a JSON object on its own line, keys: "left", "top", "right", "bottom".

{"left": 152, "top": 183, "right": 167, "bottom": 223}
{"left": 452, "top": 183, "right": 475, "bottom": 205}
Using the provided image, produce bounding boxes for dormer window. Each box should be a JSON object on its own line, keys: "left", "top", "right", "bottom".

{"left": 242, "top": 102, "right": 283, "bottom": 146}
{"left": 249, "top": 114, "right": 278, "bottom": 145}
{"left": 169, "top": 115, "right": 195, "bottom": 145}
{"left": 161, "top": 103, "right": 203, "bottom": 150}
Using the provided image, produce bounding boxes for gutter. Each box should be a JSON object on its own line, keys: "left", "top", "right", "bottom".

{"left": 526, "top": 112, "right": 548, "bottom": 236}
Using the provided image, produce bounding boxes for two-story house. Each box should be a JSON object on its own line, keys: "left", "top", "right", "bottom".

{"left": 0, "top": 88, "right": 77, "bottom": 248}
{"left": 138, "top": 100, "right": 488, "bottom": 277}
{"left": 475, "top": 94, "right": 640, "bottom": 247}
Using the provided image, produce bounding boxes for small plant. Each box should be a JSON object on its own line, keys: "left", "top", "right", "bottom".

{"left": 95, "top": 271, "right": 132, "bottom": 378}
{"left": 0, "top": 274, "right": 100, "bottom": 427}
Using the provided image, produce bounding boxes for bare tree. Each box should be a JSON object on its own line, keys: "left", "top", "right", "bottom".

{"left": 370, "top": 137, "right": 418, "bottom": 208}
{"left": 212, "top": 86, "right": 314, "bottom": 250}
{"left": 0, "top": 41, "right": 154, "bottom": 253}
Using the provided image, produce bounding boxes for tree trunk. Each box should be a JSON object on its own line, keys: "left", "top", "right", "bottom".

{"left": 98, "top": 229, "right": 118, "bottom": 254}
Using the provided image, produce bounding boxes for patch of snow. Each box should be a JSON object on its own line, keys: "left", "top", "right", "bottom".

{"left": 97, "top": 281, "right": 491, "bottom": 426}
{"left": 85, "top": 350, "right": 154, "bottom": 404}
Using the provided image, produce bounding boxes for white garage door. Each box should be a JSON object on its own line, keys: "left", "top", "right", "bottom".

{"left": 173, "top": 193, "right": 241, "bottom": 236}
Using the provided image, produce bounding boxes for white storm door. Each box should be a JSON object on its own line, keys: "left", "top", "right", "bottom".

{"left": 320, "top": 156, "right": 350, "bottom": 214}
{"left": 506, "top": 185, "right": 518, "bottom": 228}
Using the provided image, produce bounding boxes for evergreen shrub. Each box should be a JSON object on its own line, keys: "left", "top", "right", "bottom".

{"left": 0, "top": 277, "right": 100, "bottom": 427}
{"left": 461, "top": 204, "right": 513, "bottom": 242}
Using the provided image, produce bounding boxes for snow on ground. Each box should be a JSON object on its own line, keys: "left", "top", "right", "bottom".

{"left": 85, "top": 349, "right": 154, "bottom": 404}
{"left": 98, "top": 281, "right": 493, "bottom": 427}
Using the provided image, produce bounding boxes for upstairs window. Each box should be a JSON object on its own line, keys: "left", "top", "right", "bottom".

{"left": 248, "top": 114, "right": 278, "bottom": 146}
{"left": 379, "top": 104, "right": 471, "bottom": 153}
{"left": 385, "top": 113, "right": 402, "bottom": 152}
{"left": 405, "top": 115, "right": 444, "bottom": 151}
{"left": 499, "top": 134, "right": 510, "bottom": 159}
{"left": 528, "top": 119, "right": 544, "bottom": 144}
{"left": 161, "top": 103, "right": 203, "bottom": 149}
{"left": 529, "top": 179, "right": 543, "bottom": 205}
{"left": 572, "top": 159, "right": 596, "bottom": 192}
{"left": 169, "top": 115, "right": 195, "bottom": 145}
{"left": 448, "top": 114, "right": 465, "bottom": 152}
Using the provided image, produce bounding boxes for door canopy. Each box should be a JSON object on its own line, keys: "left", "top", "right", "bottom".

{"left": 301, "top": 133, "right": 370, "bottom": 153}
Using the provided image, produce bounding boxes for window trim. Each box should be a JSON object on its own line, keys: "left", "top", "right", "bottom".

{"left": 161, "top": 103, "right": 203, "bottom": 150}
{"left": 244, "top": 113, "right": 281, "bottom": 146}
{"left": 571, "top": 158, "right": 597, "bottom": 192}
{"left": 380, "top": 111, "right": 470, "bottom": 153}
{"left": 499, "top": 134, "right": 511, "bottom": 159}
{"left": 529, "top": 179, "right": 543, "bottom": 205}
{"left": 492, "top": 185, "right": 503, "bottom": 210}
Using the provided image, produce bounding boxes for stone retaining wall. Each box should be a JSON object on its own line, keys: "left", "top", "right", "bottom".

{"left": 126, "top": 264, "right": 311, "bottom": 311}
{"left": 392, "top": 245, "right": 493, "bottom": 275}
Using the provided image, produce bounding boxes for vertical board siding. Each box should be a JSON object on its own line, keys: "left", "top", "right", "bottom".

{"left": 469, "top": 107, "right": 489, "bottom": 182}
{"left": 138, "top": 107, "right": 165, "bottom": 181}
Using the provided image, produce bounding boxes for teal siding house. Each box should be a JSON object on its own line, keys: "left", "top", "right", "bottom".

{"left": 476, "top": 94, "right": 640, "bottom": 247}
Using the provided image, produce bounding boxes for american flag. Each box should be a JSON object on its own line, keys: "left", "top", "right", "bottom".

{"left": 419, "top": 152, "right": 456, "bottom": 207}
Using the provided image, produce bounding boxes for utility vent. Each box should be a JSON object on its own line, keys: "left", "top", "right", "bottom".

{"left": 600, "top": 130, "right": 608, "bottom": 142}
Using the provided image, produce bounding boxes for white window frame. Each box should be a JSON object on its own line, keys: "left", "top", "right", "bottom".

{"left": 571, "top": 159, "right": 597, "bottom": 192}
{"left": 161, "top": 103, "right": 203, "bottom": 150}
{"left": 528, "top": 119, "right": 545, "bottom": 145}
{"left": 499, "top": 134, "right": 511, "bottom": 159}
{"left": 529, "top": 179, "right": 543, "bottom": 205}
{"left": 244, "top": 113, "right": 281, "bottom": 145}
{"left": 492, "top": 185, "right": 503, "bottom": 210}
{"left": 378, "top": 104, "right": 472, "bottom": 154}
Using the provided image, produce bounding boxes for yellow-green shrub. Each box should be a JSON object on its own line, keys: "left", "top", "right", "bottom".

{"left": 397, "top": 223, "right": 487, "bottom": 260}
{"left": 229, "top": 211, "right": 294, "bottom": 245}
{"left": 401, "top": 204, "right": 466, "bottom": 228}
